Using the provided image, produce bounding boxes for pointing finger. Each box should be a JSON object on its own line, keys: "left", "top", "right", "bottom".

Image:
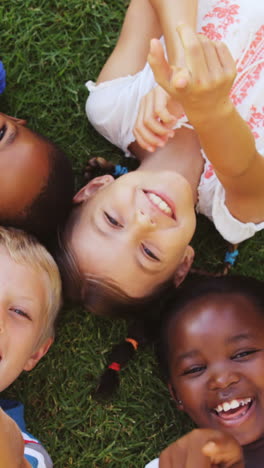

{"left": 148, "top": 38, "right": 173, "bottom": 93}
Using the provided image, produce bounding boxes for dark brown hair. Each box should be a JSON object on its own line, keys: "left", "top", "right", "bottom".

{"left": 158, "top": 274, "right": 264, "bottom": 382}
{"left": 55, "top": 228, "right": 174, "bottom": 319}
{"left": 1, "top": 131, "right": 74, "bottom": 246}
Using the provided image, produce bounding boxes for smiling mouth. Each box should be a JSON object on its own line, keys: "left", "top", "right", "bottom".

{"left": 144, "top": 191, "right": 175, "bottom": 219}
{"left": 211, "top": 397, "right": 254, "bottom": 425}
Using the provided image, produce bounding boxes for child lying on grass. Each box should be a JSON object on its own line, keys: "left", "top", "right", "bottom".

{"left": 0, "top": 61, "right": 74, "bottom": 244}
{"left": 57, "top": 0, "right": 264, "bottom": 317}
{"left": 146, "top": 275, "right": 264, "bottom": 467}
{"left": 0, "top": 227, "right": 62, "bottom": 468}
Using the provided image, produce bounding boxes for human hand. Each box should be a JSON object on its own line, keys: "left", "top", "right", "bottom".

{"left": 159, "top": 428, "right": 244, "bottom": 468}
{"left": 148, "top": 25, "right": 236, "bottom": 125}
{"left": 133, "top": 85, "right": 184, "bottom": 152}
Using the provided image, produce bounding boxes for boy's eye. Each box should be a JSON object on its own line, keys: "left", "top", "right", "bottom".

{"left": 232, "top": 349, "right": 258, "bottom": 360}
{"left": 104, "top": 212, "right": 122, "bottom": 227}
{"left": 0, "top": 124, "right": 7, "bottom": 141}
{"left": 142, "top": 244, "right": 160, "bottom": 261}
{"left": 10, "top": 308, "right": 31, "bottom": 320}
{"left": 182, "top": 365, "right": 206, "bottom": 376}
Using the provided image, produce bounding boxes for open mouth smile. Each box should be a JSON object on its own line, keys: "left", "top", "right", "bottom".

{"left": 211, "top": 397, "right": 254, "bottom": 426}
{"left": 144, "top": 191, "right": 175, "bottom": 219}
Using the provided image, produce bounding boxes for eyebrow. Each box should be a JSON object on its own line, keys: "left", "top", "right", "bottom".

{"left": 226, "top": 333, "right": 254, "bottom": 344}
{"left": 19, "top": 295, "right": 36, "bottom": 302}
{"left": 176, "top": 350, "right": 201, "bottom": 362}
{"left": 175, "top": 334, "right": 255, "bottom": 363}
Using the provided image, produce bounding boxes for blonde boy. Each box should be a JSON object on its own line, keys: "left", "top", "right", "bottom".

{"left": 0, "top": 227, "right": 62, "bottom": 468}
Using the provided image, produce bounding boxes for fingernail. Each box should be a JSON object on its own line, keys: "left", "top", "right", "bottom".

{"left": 177, "top": 78, "right": 187, "bottom": 87}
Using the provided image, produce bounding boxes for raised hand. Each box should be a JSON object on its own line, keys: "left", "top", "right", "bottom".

{"left": 159, "top": 428, "right": 244, "bottom": 468}
{"left": 133, "top": 84, "right": 185, "bottom": 152}
{"left": 148, "top": 25, "right": 237, "bottom": 125}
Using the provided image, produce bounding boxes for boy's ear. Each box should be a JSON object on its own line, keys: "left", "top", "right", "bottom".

{"left": 173, "top": 246, "right": 194, "bottom": 288}
{"left": 73, "top": 175, "right": 114, "bottom": 204}
{"left": 23, "top": 337, "right": 54, "bottom": 372}
{"left": 168, "top": 383, "right": 184, "bottom": 411}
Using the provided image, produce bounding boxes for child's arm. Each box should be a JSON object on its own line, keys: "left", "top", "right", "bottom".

{"left": 159, "top": 428, "right": 244, "bottom": 467}
{"left": 96, "top": 0, "right": 197, "bottom": 85}
{"left": 96, "top": 0, "right": 162, "bottom": 85}
{"left": 0, "top": 409, "right": 30, "bottom": 468}
{"left": 149, "top": 0, "right": 197, "bottom": 65}
{"left": 149, "top": 25, "right": 264, "bottom": 224}
{"left": 132, "top": 0, "right": 198, "bottom": 152}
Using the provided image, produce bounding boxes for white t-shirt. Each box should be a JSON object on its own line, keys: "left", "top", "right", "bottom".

{"left": 86, "top": 0, "right": 264, "bottom": 244}
{"left": 145, "top": 458, "right": 159, "bottom": 468}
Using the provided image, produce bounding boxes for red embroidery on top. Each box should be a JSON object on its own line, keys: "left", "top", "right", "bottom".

{"left": 204, "top": 163, "right": 215, "bottom": 179}
{"left": 231, "top": 25, "right": 264, "bottom": 106}
{"left": 247, "top": 105, "right": 264, "bottom": 140}
{"left": 201, "top": 23, "right": 223, "bottom": 41}
{"left": 201, "top": 0, "right": 240, "bottom": 40}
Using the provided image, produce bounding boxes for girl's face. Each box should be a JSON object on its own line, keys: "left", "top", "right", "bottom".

{"left": 68, "top": 170, "right": 196, "bottom": 297}
{"left": 168, "top": 293, "right": 264, "bottom": 446}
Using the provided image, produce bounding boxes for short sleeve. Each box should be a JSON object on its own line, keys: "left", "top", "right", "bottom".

{"left": 86, "top": 64, "right": 156, "bottom": 157}
{"left": 144, "top": 458, "right": 159, "bottom": 468}
{"left": 211, "top": 183, "right": 264, "bottom": 244}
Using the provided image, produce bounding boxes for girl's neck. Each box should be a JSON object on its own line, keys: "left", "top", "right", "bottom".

{"left": 130, "top": 126, "right": 204, "bottom": 205}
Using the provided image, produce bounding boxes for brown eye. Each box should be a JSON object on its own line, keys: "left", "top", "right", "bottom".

{"left": 142, "top": 244, "right": 160, "bottom": 261}
{"left": 182, "top": 365, "right": 206, "bottom": 376}
{"left": 232, "top": 349, "right": 258, "bottom": 360}
{"left": 104, "top": 212, "right": 122, "bottom": 227}
{"left": 0, "top": 124, "right": 7, "bottom": 141}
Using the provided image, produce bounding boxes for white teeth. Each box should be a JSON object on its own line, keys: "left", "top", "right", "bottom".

{"left": 230, "top": 400, "right": 240, "bottom": 409}
{"left": 148, "top": 193, "right": 172, "bottom": 215}
{"left": 214, "top": 398, "right": 252, "bottom": 414}
{"left": 223, "top": 402, "right": 231, "bottom": 412}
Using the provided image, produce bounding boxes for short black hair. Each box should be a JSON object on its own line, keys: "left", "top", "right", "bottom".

{"left": 1, "top": 131, "right": 75, "bottom": 247}
{"left": 158, "top": 274, "right": 264, "bottom": 382}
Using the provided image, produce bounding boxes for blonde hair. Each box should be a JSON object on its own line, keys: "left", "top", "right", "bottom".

{"left": 0, "top": 227, "right": 62, "bottom": 346}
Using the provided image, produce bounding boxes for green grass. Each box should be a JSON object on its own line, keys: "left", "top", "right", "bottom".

{"left": 1, "top": 1, "right": 264, "bottom": 467}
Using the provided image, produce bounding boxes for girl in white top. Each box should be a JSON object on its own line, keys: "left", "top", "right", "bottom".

{"left": 86, "top": 0, "right": 264, "bottom": 244}
{"left": 60, "top": 0, "right": 264, "bottom": 307}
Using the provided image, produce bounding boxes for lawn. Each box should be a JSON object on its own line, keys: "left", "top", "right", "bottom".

{"left": 1, "top": 1, "right": 264, "bottom": 467}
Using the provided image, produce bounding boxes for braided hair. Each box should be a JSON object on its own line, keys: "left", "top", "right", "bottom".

{"left": 83, "top": 157, "right": 129, "bottom": 183}
{"left": 93, "top": 318, "right": 161, "bottom": 399}
{"left": 92, "top": 245, "right": 240, "bottom": 399}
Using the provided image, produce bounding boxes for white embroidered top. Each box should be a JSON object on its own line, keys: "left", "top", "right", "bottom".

{"left": 86, "top": 0, "right": 264, "bottom": 244}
